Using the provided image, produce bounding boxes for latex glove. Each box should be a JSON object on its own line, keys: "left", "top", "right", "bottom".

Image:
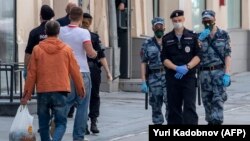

{"left": 175, "top": 72, "right": 184, "bottom": 79}
{"left": 23, "top": 66, "right": 27, "bottom": 80}
{"left": 141, "top": 81, "right": 148, "bottom": 93}
{"left": 176, "top": 65, "right": 189, "bottom": 75}
{"left": 198, "top": 29, "right": 211, "bottom": 41}
{"left": 223, "top": 74, "right": 231, "bottom": 87}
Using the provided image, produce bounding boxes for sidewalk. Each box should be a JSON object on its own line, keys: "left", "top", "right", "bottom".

{"left": 1, "top": 72, "right": 250, "bottom": 141}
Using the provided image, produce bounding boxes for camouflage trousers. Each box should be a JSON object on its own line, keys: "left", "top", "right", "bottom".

{"left": 200, "top": 69, "right": 227, "bottom": 124}
{"left": 148, "top": 72, "right": 168, "bottom": 124}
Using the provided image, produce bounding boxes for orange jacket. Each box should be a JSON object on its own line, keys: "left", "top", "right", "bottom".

{"left": 24, "top": 37, "right": 85, "bottom": 98}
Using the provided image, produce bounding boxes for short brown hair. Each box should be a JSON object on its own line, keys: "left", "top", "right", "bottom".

{"left": 69, "top": 7, "right": 83, "bottom": 22}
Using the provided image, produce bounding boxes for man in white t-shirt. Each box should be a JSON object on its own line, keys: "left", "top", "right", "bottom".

{"left": 59, "top": 7, "right": 97, "bottom": 141}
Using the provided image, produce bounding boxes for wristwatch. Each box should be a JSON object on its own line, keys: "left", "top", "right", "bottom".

{"left": 187, "top": 64, "right": 191, "bottom": 70}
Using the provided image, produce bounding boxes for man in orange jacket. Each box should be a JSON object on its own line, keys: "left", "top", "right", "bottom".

{"left": 21, "top": 20, "right": 85, "bottom": 141}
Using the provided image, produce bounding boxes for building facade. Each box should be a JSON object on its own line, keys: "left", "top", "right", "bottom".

{"left": 0, "top": 0, "right": 250, "bottom": 93}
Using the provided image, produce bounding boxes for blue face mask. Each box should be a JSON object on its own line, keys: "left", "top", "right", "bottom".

{"left": 154, "top": 30, "right": 164, "bottom": 38}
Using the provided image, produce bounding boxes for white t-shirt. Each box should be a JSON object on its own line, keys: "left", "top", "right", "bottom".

{"left": 59, "top": 25, "right": 91, "bottom": 72}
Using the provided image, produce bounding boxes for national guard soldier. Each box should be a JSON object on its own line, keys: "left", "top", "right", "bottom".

{"left": 140, "top": 17, "right": 168, "bottom": 125}
{"left": 161, "top": 10, "right": 201, "bottom": 125}
{"left": 198, "top": 10, "right": 231, "bottom": 125}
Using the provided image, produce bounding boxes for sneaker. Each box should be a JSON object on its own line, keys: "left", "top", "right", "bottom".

{"left": 84, "top": 138, "right": 89, "bottom": 141}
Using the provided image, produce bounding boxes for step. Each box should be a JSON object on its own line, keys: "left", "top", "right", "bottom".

{"left": 119, "top": 79, "right": 142, "bottom": 92}
{"left": 0, "top": 100, "right": 37, "bottom": 117}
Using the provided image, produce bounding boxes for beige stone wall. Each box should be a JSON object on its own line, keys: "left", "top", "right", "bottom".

{"left": 159, "top": 0, "right": 179, "bottom": 31}
{"left": 17, "top": 0, "right": 40, "bottom": 62}
{"left": 242, "top": 0, "right": 250, "bottom": 29}
{"left": 91, "top": 0, "right": 109, "bottom": 47}
{"left": 16, "top": 0, "right": 250, "bottom": 63}
{"left": 206, "top": 0, "right": 227, "bottom": 30}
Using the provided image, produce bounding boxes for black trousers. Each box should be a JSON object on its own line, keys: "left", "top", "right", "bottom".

{"left": 89, "top": 64, "right": 102, "bottom": 119}
{"left": 166, "top": 73, "right": 198, "bottom": 125}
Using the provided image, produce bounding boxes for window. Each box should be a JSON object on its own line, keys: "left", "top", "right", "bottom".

{"left": 227, "top": 0, "right": 241, "bottom": 28}
{"left": 192, "top": 0, "right": 206, "bottom": 32}
{"left": 0, "top": 0, "right": 15, "bottom": 94}
{"left": 0, "top": 0, "right": 15, "bottom": 62}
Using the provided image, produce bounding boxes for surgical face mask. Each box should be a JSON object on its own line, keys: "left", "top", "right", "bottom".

{"left": 173, "top": 22, "right": 183, "bottom": 29}
{"left": 154, "top": 30, "right": 164, "bottom": 38}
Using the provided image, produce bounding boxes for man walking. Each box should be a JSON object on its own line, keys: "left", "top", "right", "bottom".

{"left": 59, "top": 7, "right": 97, "bottom": 141}
{"left": 161, "top": 10, "right": 201, "bottom": 125}
{"left": 57, "top": 2, "right": 77, "bottom": 118}
{"left": 140, "top": 17, "right": 168, "bottom": 125}
{"left": 21, "top": 20, "right": 85, "bottom": 141}
{"left": 198, "top": 10, "right": 231, "bottom": 125}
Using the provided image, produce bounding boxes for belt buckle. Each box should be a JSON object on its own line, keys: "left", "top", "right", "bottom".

{"left": 209, "top": 66, "right": 215, "bottom": 71}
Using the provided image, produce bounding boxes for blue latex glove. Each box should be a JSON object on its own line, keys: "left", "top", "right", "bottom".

{"left": 141, "top": 81, "right": 148, "bottom": 93}
{"left": 198, "top": 29, "right": 211, "bottom": 41}
{"left": 23, "top": 66, "right": 27, "bottom": 80}
{"left": 175, "top": 72, "right": 184, "bottom": 79}
{"left": 176, "top": 65, "right": 189, "bottom": 75}
{"left": 223, "top": 74, "right": 231, "bottom": 87}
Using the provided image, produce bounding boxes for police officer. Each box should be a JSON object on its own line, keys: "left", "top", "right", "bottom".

{"left": 82, "top": 13, "right": 113, "bottom": 134}
{"left": 161, "top": 10, "right": 201, "bottom": 125}
{"left": 198, "top": 10, "right": 231, "bottom": 125}
{"left": 24, "top": 5, "right": 54, "bottom": 77}
{"left": 140, "top": 17, "right": 168, "bottom": 125}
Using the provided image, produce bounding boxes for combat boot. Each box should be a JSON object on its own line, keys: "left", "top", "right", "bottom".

{"left": 90, "top": 118, "right": 100, "bottom": 134}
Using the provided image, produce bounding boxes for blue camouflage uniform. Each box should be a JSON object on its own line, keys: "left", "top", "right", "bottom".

{"left": 199, "top": 11, "right": 231, "bottom": 124}
{"left": 140, "top": 18, "right": 168, "bottom": 124}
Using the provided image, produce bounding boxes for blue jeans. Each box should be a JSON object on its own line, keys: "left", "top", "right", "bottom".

{"left": 37, "top": 92, "right": 68, "bottom": 141}
{"left": 67, "top": 72, "right": 91, "bottom": 141}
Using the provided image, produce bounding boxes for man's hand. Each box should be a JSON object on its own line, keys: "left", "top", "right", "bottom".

{"left": 118, "top": 3, "right": 125, "bottom": 11}
{"left": 20, "top": 97, "right": 29, "bottom": 105}
{"left": 176, "top": 65, "right": 189, "bottom": 75}
{"left": 198, "top": 29, "right": 211, "bottom": 41}
{"left": 140, "top": 81, "right": 148, "bottom": 93}
{"left": 20, "top": 92, "right": 31, "bottom": 105}
{"left": 78, "top": 87, "right": 86, "bottom": 99}
{"left": 223, "top": 73, "right": 231, "bottom": 87}
{"left": 107, "top": 73, "right": 113, "bottom": 81}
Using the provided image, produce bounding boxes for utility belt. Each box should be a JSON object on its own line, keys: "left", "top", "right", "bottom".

{"left": 148, "top": 67, "right": 165, "bottom": 74}
{"left": 200, "top": 64, "right": 224, "bottom": 71}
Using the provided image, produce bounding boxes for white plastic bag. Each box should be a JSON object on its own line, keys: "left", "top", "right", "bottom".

{"left": 9, "top": 105, "right": 35, "bottom": 141}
